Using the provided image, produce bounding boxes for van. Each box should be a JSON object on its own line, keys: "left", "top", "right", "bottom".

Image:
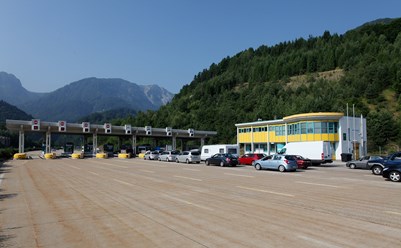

{"left": 278, "top": 141, "right": 332, "bottom": 165}
{"left": 201, "top": 144, "right": 239, "bottom": 161}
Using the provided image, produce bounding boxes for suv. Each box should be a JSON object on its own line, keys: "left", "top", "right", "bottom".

{"left": 158, "top": 150, "right": 180, "bottom": 162}
{"left": 176, "top": 151, "right": 201, "bottom": 164}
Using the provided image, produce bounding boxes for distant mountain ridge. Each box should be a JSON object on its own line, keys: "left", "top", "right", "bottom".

{"left": 0, "top": 100, "right": 33, "bottom": 123}
{"left": 0, "top": 72, "right": 174, "bottom": 121}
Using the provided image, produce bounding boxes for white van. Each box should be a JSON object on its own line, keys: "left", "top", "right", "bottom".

{"left": 278, "top": 141, "right": 332, "bottom": 165}
{"left": 201, "top": 144, "right": 239, "bottom": 161}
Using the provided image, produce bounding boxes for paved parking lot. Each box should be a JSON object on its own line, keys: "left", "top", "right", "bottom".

{"left": 1, "top": 157, "right": 401, "bottom": 247}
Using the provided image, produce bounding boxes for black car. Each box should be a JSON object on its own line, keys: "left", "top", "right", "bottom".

{"left": 382, "top": 164, "right": 401, "bottom": 182}
{"left": 205, "top": 153, "right": 238, "bottom": 167}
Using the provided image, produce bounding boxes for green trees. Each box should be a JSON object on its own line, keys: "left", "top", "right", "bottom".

{"left": 118, "top": 18, "right": 401, "bottom": 150}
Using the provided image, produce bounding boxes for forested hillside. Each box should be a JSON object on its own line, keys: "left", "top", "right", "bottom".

{"left": 119, "top": 18, "right": 401, "bottom": 151}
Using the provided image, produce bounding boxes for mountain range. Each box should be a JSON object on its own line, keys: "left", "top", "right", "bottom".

{"left": 0, "top": 72, "right": 174, "bottom": 121}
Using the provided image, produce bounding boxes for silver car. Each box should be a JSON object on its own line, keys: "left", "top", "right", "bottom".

{"left": 346, "top": 155, "right": 383, "bottom": 169}
{"left": 144, "top": 150, "right": 160, "bottom": 160}
{"left": 176, "top": 151, "right": 201, "bottom": 164}
{"left": 254, "top": 154, "right": 297, "bottom": 172}
{"left": 158, "top": 150, "right": 180, "bottom": 162}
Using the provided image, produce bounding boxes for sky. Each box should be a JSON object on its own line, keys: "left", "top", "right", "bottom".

{"left": 0, "top": 0, "right": 400, "bottom": 94}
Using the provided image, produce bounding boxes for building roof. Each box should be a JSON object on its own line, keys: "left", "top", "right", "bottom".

{"left": 235, "top": 112, "right": 344, "bottom": 128}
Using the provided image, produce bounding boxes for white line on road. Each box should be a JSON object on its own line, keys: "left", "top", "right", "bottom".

{"left": 295, "top": 181, "right": 342, "bottom": 188}
{"left": 163, "top": 195, "right": 213, "bottom": 211}
{"left": 0, "top": 173, "right": 4, "bottom": 187}
{"left": 110, "top": 164, "right": 129, "bottom": 169}
{"left": 89, "top": 171, "right": 100, "bottom": 176}
{"left": 224, "top": 173, "right": 254, "bottom": 178}
{"left": 174, "top": 175, "right": 202, "bottom": 181}
{"left": 236, "top": 186, "right": 294, "bottom": 197}
{"left": 385, "top": 211, "right": 401, "bottom": 216}
{"left": 182, "top": 168, "right": 201, "bottom": 172}
{"left": 67, "top": 165, "right": 81, "bottom": 170}
{"left": 139, "top": 169, "right": 155, "bottom": 173}
{"left": 113, "top": 179, "right": 134, "bottom": 186}
{"left": 297, "top": 235, "right": 342, "bottom": 248}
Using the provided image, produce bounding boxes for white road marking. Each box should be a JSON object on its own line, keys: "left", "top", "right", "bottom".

{"left": 385, "top": 211, "right": 401, "bottom": 216}
{"left": 89, "top": 171, "right": 100, "bottom": 176}
{"left": 295, "top": 181, "right": 342, "bottom": 188}
{"left": 67, "top": 165, "right": 81, "bottom": 170}
{"left": 0, "top": 173, "right": 4, "bottom": 187}
{"left": 236, "top": 186, "right": 294, "bottom": 197}
{"left": 113, "top": 179, "right": 134, "bottom": 186}
{"left": 110, "top": 164, "right": 128, "bottom": 169}
{"left": 297, "top": 235, "right": 342, "bottom": 248}
{"left": 163, "top": 195, "right": 212, "bottom": 211}
{"left": 174, "top": 175, "right": 202, "bottom": 181}
{"left": 224, "top": 173, "right": 254, "bottom": 178}
{"left": 139, "top": 169, "right": 155, "bottom": 173}
{"left": 182, "top": 168, "right": 200, "bottom": 172}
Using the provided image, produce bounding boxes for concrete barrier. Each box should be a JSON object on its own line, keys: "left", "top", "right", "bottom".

{"left": 96, "top": 153, "right": 108, "bottom": 159}
{"left": 118, "top": 153, "right": 130, "bottom": 159}
{"left": 44, "top": 153, "right": 56, "bottom": 159}
{"left": 13, "top": 153, "right": 27, "bottom": 160}
{"left": 71, "top": 153, "right": 83, "bottom": 159}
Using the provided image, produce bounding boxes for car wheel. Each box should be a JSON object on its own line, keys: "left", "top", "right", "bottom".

{"left": 255, "top": 163, "right": 262, "bottom": 170}
{"left": 220, "top": 161, "right": 225, "bottom": 167}
{"left": 186, "top": 159, "right": 190, "bottom": 164}
{"left": 144, "top": 157, "right": 147, "bottom": 160}
{"left": 205, "top": 160, "right": 210, "bottom": 166}
{"left": 372, "top": 166, "right": 383, "bottom": 175}
{"left": 278, "top": 165, "right": 285, "bottom": 172}
{"left": 251, "top": 161, "right": 255, "bottom": 166}
{"left": 158, "top": 157, "right": 161, "bottom": 161}
{"left": 349, "top": 163, "right": 356, "bottom": 169}
{"left": 176, "top": 158, "right": 179, "bottom": 163}
{"left": 389, "top": 171, "right": 401, "bottom": 182}
{"left": 166, "top": 158, "right": 169, "bottom": 162}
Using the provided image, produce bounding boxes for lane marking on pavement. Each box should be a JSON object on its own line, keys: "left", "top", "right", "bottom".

{"left": 182, "top": 168, "right": 201, "bottom": 172}
{"left": 385, "top": 211, "right": 401, "bottom": 216}
{"left": 0, "top": 173, "right": 4, "bottom": 187}
{"left": 224, "top": 173, "right": 254, "bottom": 178}
{"left": 173, "top": 175, "right": 202, "bottom": 181}
{"left": 110, "top": 164, "right": 129, "bottom": 169}
{"left": 163, "top": 195, "right": 213, "bottom": 211}
{"left": 139, "top": 169, "right": 155, "bottom": 173}
{"left": 297, "top": 235, "right": 342, "bottom": 248}
{"left": 295, "top": 181, "right": 342, "bottom": 188}
{"left": 236, "top": 186, "right": 294, "bottom": 197}
{"left": 67, "top": 165, "right": 81, "bottom": 170}
{"left": 89, "top": 171, "right": 100, "bottom": 176}
{"left": 113, "top": 179, "right": 135, "bottom": 186}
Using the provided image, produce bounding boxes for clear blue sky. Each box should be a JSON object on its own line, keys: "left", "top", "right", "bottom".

{"left": 0, "top": 0, "right": 400, "bottom": 94}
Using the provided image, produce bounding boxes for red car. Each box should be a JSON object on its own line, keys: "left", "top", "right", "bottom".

{"left": 238, "top": 153, "right": 266, "bottom": 165}
{"left": 292, "top": 155, "right": 312, "bottom": 169}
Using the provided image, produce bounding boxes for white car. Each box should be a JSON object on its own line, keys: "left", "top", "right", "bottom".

{"left": 158, "top": 150, "right": 180, "bottom": 162}
{"left": 144, "top": 150, "right": 160, "bottom": 160}
{"left": 176, "top": 151, "right": 201, "bottom": 164}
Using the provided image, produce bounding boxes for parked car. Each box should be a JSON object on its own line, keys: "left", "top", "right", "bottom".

{"left": 382, "top": 164, "right": 401, "bottom": 182}
{"left": 158, "top": 150, "right": 180, "bottom": 162}
{"left": 254, "top": 154, "right": 297, "bottom": 172}
{"left": 238, "top": 153, "right": 266, "bottom": 165}
{"left": 176, "top": 151, "right": 201, "bottom": 164}
{"left": 144, "top": 150, "right": 160, "bottom": 160}
{"left": 346, "top": 155, "right": 384, "bottom": 170}
{"left": 205, "top": 153, "right": 238, "bottom": 167}
{"left": 368, "top": 152, "right": 401, "bottom": 175}
{"left": 288, "top": 155, "right": 312, "bottom": 169}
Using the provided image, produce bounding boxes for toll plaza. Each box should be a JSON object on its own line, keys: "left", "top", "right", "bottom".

{"left": 6, "top": 119, "right": 217, "bottom": 155}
